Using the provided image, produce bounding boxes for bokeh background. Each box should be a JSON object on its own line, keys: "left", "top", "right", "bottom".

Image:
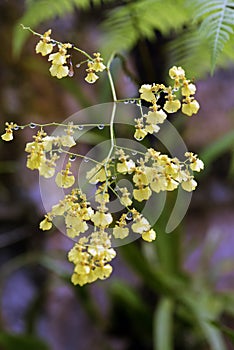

{"left": 0, "top": 1, "right": 234, "bottom": 349}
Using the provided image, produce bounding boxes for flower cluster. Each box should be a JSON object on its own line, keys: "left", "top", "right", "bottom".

{"left": 85, "top": 53, "right": 106, "bottom": 83}
{"left": 1, "top": 26, "right": 204, "bottom": 286}
{"left": 38, "top": 182, "right": 158, "bottom": 285}
{"left": 1, "top": 94, "right": 204, "bottom": 287}
{"left": 24, "top": 124, "right": 77, "bottom": 178}
{"left": 135, "top": 66, "right": 200, "bottom": 140}
{"left": 36, "top": 30, "right": 71, "bottom": 79}
{"left": 48, "top": 43, "right": 72, "bottom": 79}
{"left": 35, "top": 29, "right": 106, "bottom": 81}
{"left": 34, "top": 136, "right": 202, "bottom": 286}
{"left": 32, "top": 130, "right": 202, "bottom": 286}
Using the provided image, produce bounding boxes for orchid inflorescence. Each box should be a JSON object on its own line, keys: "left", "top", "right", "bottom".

{"left": 1, "top": 27, "right": 204, "bottom": 286}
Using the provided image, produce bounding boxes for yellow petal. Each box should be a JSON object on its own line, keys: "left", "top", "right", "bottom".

{"left": 182, "top": 100, "right": 200, "bottom": 116}
{"left": 39, "top": 162, "right": 55, "bottom": 178}
{"left": 166, "top": 178, "right": 178, "bottom": 191}
{"left": 48, "top": 52, "right": 67, "bottom": 65}
{"left": 86, "top": 167, "right": 110, "bottom": 184}
{"left": 150, "top": 177, "right": 167, "bottom": 192}
{"left": 35, "top": 41, "right": 53, "bottom": 56}
{"left": 39, "top": 218, "right": 52, "bottom": 230}
{"left": 182, "top": 83, "right": 196, "bottom": 96}
{"left": 113, "top": 226, "right": 129, "bottom": 239}
{"left": 85, "top": 72, "right": 99, "bottom": 83}
{"left": 132, "top": 217, "right": 151, "bottom": 234}
{"left": 49, "top": 64, "right": 69, "bottom": 79}
{"left": 169, "top": 66, "right": 185, "bottom": 80}
{"left": 120, "top": 196, "right": 132, "bottom": 207}
{"left": 97, "top": 264, "right": 113, "bottom": 280}
{"left": 145, "top": 124, "right": 160, "bottom": 134}
{"left": 181, "top": 178, "right": 197, "bottom": 192}
{"left": 133, "top": 186, "right": 152, "bottom": 201}
{"left": 164, "top": 100, "right": 181, "bottom": 113}
{"left": 145, "top": 110, "right": 167, "bottom": 124}
{"left": 1, "top": 131, "right": 13, "bottom": 141}
{"left": 55, "top": 173, "right": 75, "bottom": 188}
{"left": 95, "top": 192, "right": 110, "bottom": 203}
{"left": 27, "top": 153, "right": 44, "bottom": 170}
{"left": 139, "top": 84, "right": 154, "bottom": 102}
{"left": 134, "top": 128, "right": 147, "bottom": 141}
{"left": 190, "top": 159, "right": 204, "bottom": 172}
{"left": 91, "top": 212, "right": 113, "bottom": 227}
{"left": 117, "top": 159, "right": 135, "bottom": 174}
{"left": 60, "top": 135, "right": 76, "bottom": 147}
{"left": 142, "top": 229, "right": 156, "bottom": 242}
{"left": 133, "top": 173, "right": 149, "bottom": 186}
{"left": 71, "top": 273, "right": 89, "bottom": 286}
{"left": 92, "top": 61, "right": 106, "bottom": 72}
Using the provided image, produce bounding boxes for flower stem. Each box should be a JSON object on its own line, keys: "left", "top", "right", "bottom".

{"left": 59, "top": 149, "right": 102, "bottom": 165}
{"left": 106, "top": 53, "right": 117, "bottom": 103}
{"left": 15, "top": 122, "right": 110, "bottom": 129}
{"left": 21, "top": 24, "right": 93, "bottom": 61}
{"left": 104, "top": 55, "right": 118, "bottom": 179}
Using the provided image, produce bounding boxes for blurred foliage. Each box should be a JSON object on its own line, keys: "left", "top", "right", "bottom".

{"left": 0, "top": 333, "right": 50, "bottom": 350}
{"left": 201, "top": 130, "right": 234, "bottom": 171}
{"left": 13, "top": 0, "right": 234, "bottom": 76}
{"left": 211, "top": 321, "right": 234, "bottom": 345}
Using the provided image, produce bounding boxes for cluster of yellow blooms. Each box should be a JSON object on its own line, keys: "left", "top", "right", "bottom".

{"left": 39, "top": 185, "right": 158, "bottom": 286}
{"left": 1, "top": 118, "right": 203, "bottom": 286}
{"left": 135, "top": 66, "right": 200, "bottom": 140}
{"left": 1, "top": 27, "right": 204, "bottom": 286}
{"left": 35, "top": 29, "right": 106, "bottom": 81}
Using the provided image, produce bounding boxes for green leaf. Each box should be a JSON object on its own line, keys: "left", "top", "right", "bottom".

{"left": 167, "top": 23, "right": 234, "bottom": 78}
{"left": 110, "top": 280, "right": 149, "bottom": 315}
{"left": 100, "top": 0, "right": 190, "bottom": 58}
{"left": 200, "top": 130, "right": 234, "bottom": 168}
{"left": 211, "top": 321, "right": 234, "bottom": 344}
{"left": 182, "top": 294, "right": 227, "bottom": 350}
{"left": 191, "top": 0, "right": 234, "bottom": 72}
{"left": 0, "top": 332, "right": 50, "bottom": 350}
{"left": 229, "top": 150, "right": 234, "bottom": 177}
{"left": 153, "top": 298, "right": 174, "bottom": 350}
{"left": 166, "top": 26, "right": 212, "bottom": 77}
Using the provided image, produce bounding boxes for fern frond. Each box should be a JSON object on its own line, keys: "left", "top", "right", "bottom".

{"left": 167, "top": 23, "right": 234, "bottom": 78}
{"left": 99, "top": 0, "right": 190, "bottom": 58}
{"left": 167, "top": 27, "right": 212, "bottom": 77}
{"left": 13, "top": 0, "right": 114, "bottom": 56}
{"left": 191, "top": 0, "right": 234, "bottom": 72}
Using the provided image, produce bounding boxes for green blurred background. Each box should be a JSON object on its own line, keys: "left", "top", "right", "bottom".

{"left": 0, "top": 1, "right": 234, "bottom": 349}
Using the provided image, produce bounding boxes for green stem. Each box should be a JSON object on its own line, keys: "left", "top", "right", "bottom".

{"left": 15, "top": 122, "right": 110, "bottom": 129}
{"left": 115, "top": 144, "right": 145, "bottom": 156}
{"left": 106, "top": 53, "right": 117, "bottom": 102}
{"left": 72, "top": 47, "right": 92, "bottom": 61}
{"left": 59, "top": 149, "right": 102, "bottom": 165}
{"left": 108, "top": 184, "right": 132, "bottom": 212}
{"left": 103, "top": 54, "right": 118, "bottom": 187}
{"left": 116, "top": 97, "right": 141, "bottom": 103}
